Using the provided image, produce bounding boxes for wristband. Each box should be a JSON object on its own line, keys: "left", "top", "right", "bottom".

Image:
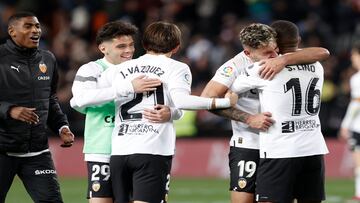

{"left": 214, "top": 98, "right": 231, "bottom": 109}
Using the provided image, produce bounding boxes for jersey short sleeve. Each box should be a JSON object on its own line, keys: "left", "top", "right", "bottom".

{"left": 212, "top": 52, "right": 251, "bottom": 87}
{"left": 167, "top": 62, "right": 192, "bottom": 93}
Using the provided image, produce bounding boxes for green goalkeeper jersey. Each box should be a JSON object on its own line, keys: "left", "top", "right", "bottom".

{"left": 82, "top": 59, "right": 115, "bottom": 155}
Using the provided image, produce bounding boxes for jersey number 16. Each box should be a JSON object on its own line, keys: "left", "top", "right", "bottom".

{"left": 284, "top": 77, "right": 320, "bottom": 116}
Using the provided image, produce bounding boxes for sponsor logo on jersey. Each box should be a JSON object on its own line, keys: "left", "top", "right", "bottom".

{"left": 118, "top": 123, "right": 159, "bottom": 135}
{"left": 221, "top": 66, "right": 234, "bottom": 77}
{"left": 282, "top": 119, "right": 320, "bottom": 133}
{"left": 38, "top": 76, "right": 50, "bottom": 80}
{"left": 238, "top": 178, "right": 247, "bottom": 189}
{"left": 34, "top": 169, "right": 57, "bottom": 175}
{"left": 282, "top": 121, "right": 295, "bottom": 133}
{"left": 104, "top": 115, "right": 115, "bottom": 124}
{"left": 92, "top": 181, "right": 101, "bottom": 192}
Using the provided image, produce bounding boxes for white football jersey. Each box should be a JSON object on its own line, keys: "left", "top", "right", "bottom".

{"left": 348, "top": 72, "right": 360, "bottom": 133}
{"left": 231, "top": 61, "right": 329, "bottom": 158}
{"left": 212, "top": 51, "right": 260, "bottom": 149}
{"left": 102, "top": 54, "right": 192, "bottom": 156}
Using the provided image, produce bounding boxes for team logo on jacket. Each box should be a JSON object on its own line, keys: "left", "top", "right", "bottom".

{"left": 39, "top": 63, "right": 47, "bottom": 73}
{"left": 238, "top": 178, "right": 247, "bottom": 189}
{"left": 221, "top": 66, "right": 234, "bottom": 77}
{"left": 92, "top": 181, "right": 101, "bottom": 192}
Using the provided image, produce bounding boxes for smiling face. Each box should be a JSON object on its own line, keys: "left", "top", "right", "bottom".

{"left": 99, "top": 35, "right": 135, "bottom": 65}
{"left": 8, "top": 16, "right": 41, "bottom": 49}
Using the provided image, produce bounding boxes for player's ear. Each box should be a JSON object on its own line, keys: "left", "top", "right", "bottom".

{"left": 98, "top": 43, "right": 106, "bottom": 54}
{"left": 8, "top": 25, "right": 15, "bottom": 38}
{"left": 297, "top": 36, "right": 301, "bottom": 47}
{"left": 243, "top": 49, "right": 251, "bottom": 57}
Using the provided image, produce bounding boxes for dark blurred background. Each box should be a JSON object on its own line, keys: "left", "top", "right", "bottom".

{"left": 1, "top": 0, "right": 359, "bottom": 138}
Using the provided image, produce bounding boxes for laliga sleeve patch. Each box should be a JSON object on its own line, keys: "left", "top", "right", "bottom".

{"left": 220, "top": 66, "right": 234, "bottom": 77}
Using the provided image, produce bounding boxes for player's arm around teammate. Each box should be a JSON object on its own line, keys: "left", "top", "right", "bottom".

{"left": 106, "top": 21, "right": 237, "bottom": 203}
{"left": 201, "top": 22, "right": 330, "bottom": 203}
{"left": 70, "top": 21, "right": 180, "bottom": 203}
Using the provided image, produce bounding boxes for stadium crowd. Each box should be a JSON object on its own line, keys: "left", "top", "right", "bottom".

{"left": 0, "top": 0, "right": 359, "bottom": 137}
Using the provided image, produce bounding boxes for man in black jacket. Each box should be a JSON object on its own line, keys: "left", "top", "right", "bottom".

{"left": 0, "top": 12, "right": 75, "bottom": 203}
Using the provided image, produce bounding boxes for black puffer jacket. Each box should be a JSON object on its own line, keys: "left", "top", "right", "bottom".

{"left": 0, "top": 39, "right": 69, "bottom": 153}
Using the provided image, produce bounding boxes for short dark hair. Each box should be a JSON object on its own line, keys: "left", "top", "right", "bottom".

{"left": 270, "top": 20, "right": 299, "bottom": 51}
{"left": 8, "top": 12, "right": 36, "bottom": 27}
{"left": 142, "top": 21, "right": 181, "bottom": 53}
{"left": 239, "top": 23, "right": 277, "bottom": 49}
{"left": 95, "top": 20, "right": 138, "bottom": 45}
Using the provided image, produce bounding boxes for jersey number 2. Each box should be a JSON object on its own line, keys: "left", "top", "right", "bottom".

{"left": 120, "top": 84, "right": 164, "bottom": 121}
{"left": 284, "top": 77, "right": 320, "bottom": 116}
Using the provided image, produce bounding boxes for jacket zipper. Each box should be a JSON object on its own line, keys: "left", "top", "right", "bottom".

{"left": 28, "top": 58, "right": 33, "bottom": 152}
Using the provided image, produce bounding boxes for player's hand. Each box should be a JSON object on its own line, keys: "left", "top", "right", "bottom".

{"left": 143, "top": 105, "right": 171, "bottom": 123}
{"left": 224, "top": 91, "right": 238, "bottom": 107}
{"left": 59, "top": 127, "right": 75, "bottom": 148}
{"left": 9, "top": 106, "right": 39, "bottom": 124}
{"left": 246, "top": 112, "right": 274, "bottom": 131}
{"left": 258, "top": 56, "right": 286, "bottom": 80}
{"left": 132, "top": 75, "right": 162, "bottom": 93}
{"left": 338, "top": 128, "right": 350, "bottom": 141}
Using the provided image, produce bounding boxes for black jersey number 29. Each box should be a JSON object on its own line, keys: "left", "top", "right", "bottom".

{"left": 284, "top": 77, "right": 320, "bottom": 116}
{"left": 120, "top": 84, "right": 164, "bottom": 121}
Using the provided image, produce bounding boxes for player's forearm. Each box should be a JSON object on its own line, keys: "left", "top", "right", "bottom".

{"left": 210, "top": 107, "right": 250, "bottom": 123}
{"left": 282, "top": 47, "right": 330, "bottom": 65}
{"left": 71, "top": 87, "right": 115, "bottom": 109}
{"left": 171, "top": 92, "right": 230, "bottom": 110}
{"left": 230, "top": 75, "right": 257, "bottom": 94}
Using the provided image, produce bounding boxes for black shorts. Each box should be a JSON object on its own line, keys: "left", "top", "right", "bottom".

{"left": 87, "top": 161, "right": 112, "bottom": 198}
{"left": 228, "top": 147, "right": 259, "bottom": 193}
{"left": 348, "top": 131, "right": 360, "bottom": 151}
{"left": 255, "top": 155, "right": 325, "bottom": 203}
{"left": 0, "top": 152, "right": 63, "bottom": 203}
{"left": 110, "top": 154, "right": 172, "bottom": 203}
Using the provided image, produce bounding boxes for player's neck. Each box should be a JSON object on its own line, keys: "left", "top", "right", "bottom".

{"left": 147, "top": 51, "right": 172, "bottom": 58}
{"left": 281, "top": 46, "right": 297, "bottom": 54}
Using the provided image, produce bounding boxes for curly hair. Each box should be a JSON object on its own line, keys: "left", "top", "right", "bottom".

{"left": 239, "top": 23, "right": 277, "bottom": 49}
{"left": 96, "top": 20, "right": 138, "bottom": 45}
